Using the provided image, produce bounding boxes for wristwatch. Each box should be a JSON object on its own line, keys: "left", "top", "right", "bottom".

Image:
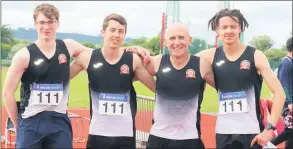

{"left": 265, "top": 123, "right": 276, "bottom": 131}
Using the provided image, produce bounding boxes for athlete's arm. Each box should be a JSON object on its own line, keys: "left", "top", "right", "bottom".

{"left": 278, "top": 61, "right": 292, "bottom": 112}
{"left": 255, "top": 50, "right": 285, "bottom": 126}
{"left": 251, "top": 50, "right": 286, "bottom": 147}
{"left": 2, "top": 48, "right": 29, "bottom": 130}
{"left": 70, "top": 50, "right": 92, "bottom": 79}
{"left": 132, "top": 55, "right": 157, "bottom": 82}
{"left": 200, "top": 57, "right": 215, "bottom": 88}
{"left": 124, "top": 46, "right": 151, "bottom": 65}
{"left": 63, "top": 39, "right": 94, "bottom": 58}
{"left": 133, "top": 54, "right": 156, "bottom": 92}
{"left": 70, "top": 60, "right": 83, "bottom": 79}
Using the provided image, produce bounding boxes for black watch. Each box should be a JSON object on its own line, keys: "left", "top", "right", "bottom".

{"left": 265, "top": 123, "right": 276, "bottom": 131}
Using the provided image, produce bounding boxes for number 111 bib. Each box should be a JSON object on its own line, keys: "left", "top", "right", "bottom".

{"left": 219, "top": 91, "right": 248, "bottom": 114}
{"left": 31, "top": 83, "right": 63, "bottom": 106}
{"left": 98, "top": 93, "right": 130, "bottom": 116}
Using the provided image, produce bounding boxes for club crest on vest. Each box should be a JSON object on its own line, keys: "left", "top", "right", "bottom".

{"left": 185, "top": 69, "right": 196, "bottom": 79}
{"left": 58, "top": 54, "right": 67, "bottom": 64}
{"left": 240, "top": 60, "right": 250, "bottom": 70}
{"left": 120, "top": 64, "right": 129, "bottom": 74}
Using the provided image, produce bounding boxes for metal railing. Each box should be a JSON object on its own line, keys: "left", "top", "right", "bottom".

{"left": 135, "top": 95, "right": 155, "bottom": 148}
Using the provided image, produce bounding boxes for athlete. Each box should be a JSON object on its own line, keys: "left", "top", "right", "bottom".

{"left": 196, "top": 8, "right": 286, "bottom": 149}
{"left": 69, "top": 13, "right": 155, "bottom": 149}
{"left": 2, "top": 3, "right": 93, "bottom": 148}
{"left": 126, "top": 22, "right": 215, "bottom": 149}
{"left": 271, "top": 37, "right": 292, "bottom": 149}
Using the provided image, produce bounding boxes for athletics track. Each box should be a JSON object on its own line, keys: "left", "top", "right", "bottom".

{"left": 1, "top": 107, "right": 284, "bottom": 148}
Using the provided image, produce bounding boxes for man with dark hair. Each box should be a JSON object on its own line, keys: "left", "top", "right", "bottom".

{"left": 70, "top": 13, "right": 155, "bottom": 149}
{"left": 271, "top": 37, "right": 293, "bottom": 149}
{"left": 196, "top": 8, "right": 286, "bottom": 149}
{"left": 2, "top": 3, "right": 93, "bottom": 148}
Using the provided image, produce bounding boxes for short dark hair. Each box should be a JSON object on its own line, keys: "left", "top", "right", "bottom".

{"left": 208, "top": 8, "right": 249, "bottom": 32}
{"left": 102, "top": 13, "right": 127, "bottom": 33}
{"left": 286, "top": 37, "right": 292, "bottom": 52}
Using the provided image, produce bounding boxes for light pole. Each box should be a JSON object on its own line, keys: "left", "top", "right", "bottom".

{"left": 162, "top": 1, "right": 180, "bottom": 54}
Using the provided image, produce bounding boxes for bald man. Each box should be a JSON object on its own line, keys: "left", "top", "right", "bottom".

{"left": 129, "top": 23, "right": 215, "bottom": 149}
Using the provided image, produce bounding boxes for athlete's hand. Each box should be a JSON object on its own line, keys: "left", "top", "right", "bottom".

{"left": 288, "top": 104, "right": 292, "bottom": 113}
{"left": 250, "top": 129, "right": 274, "bottom": 147}
{"left": 124, "top": 46, "right": 151, "bottom": 65}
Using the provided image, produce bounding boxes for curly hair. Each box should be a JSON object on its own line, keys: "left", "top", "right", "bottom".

{"left": 208, "top": 8, "right": 249, "bottom": 32}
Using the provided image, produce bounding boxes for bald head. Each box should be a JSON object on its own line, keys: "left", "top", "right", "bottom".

{"left": 164, "top": 22, "right": 190, "bottom": 38}
{"left": 163, "top": 22, "right": 192, "bottom": 57}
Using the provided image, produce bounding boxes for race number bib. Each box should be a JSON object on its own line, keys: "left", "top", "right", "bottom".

{"left": 98, "top": 93, "right": 130, "bottom": 116}
{"left": 219, "top": 91, "right": 248, "bottom": 114}
{"left": 31, "top": 83, "right": 63, "bottom": 106}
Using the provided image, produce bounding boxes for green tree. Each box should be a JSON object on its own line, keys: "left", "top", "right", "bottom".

{"left": 131, "top": 37, "right": 148, "bottom": 45}
{"left": 147, "top": 35, "right": 160, "bottom": 55}
{"left": 281, "top": 45, "right": 287, "bottom": 51}
{"left": 1, "top": 44, "right": 12, "bottom": 59}
{"left": 122, "top": 42, "right": 131, "bottom": 47}
{"left": 207, "top": 44, "right": 214, "bottom": 49}
{"left": 249, "top": 35, "right": 274, "bottom": 52}
{"left": 264, "top": 48, "right": 287, "bottom": 69}
{"left": 1, "top": 24, "right": 15, "bottom": 45}
{"left": 264, "top": 49, "right": 287, "bottom": 61}
{"left": 15, "top": 39, "right": 32, "bottom": 45}
{"left": 189, "top": 38, "right": 207, "bottom": 55}
{"left": 82, "top": 42, "right": 96, "bottom": 49}
{"left": 95, "top": 44, "right": 102, "bottom": 48}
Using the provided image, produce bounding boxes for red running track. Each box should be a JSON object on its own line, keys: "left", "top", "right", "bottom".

{"left": 1, "top": 107, "right": 284, "bottom": 148}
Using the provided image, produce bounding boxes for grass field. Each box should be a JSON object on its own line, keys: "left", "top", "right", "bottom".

{"left": 1, "top": 68, "right": 272, "bottom": 112}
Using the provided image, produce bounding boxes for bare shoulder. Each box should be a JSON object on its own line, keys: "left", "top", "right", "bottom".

{"left": 196, "top": 48, "right": 216, "bottom": 64}
{"left": 254, "top": 49, "right": 266, "bottom": 58}
{"left": 13, "top": 47, "right": 30, "bottom": 64}
{"left": 204, "top": 48, "right": 216, "bottom": 57}
{"left": 132, "top": 52, "right": 142, "bottom": 62}
{"left": 7, "top": 47, "right": 30, "bottom": 72}
{"left": 151, "top": 54, "right": 163, "bottom": 66}
{"left": 152, "top": 54, "right": 163, "bottom": 72}
{"left": 153, "top": 54, "right": 163, "bottom": 61}
{"left": 152, "top": 54, "right": 163, "bottom": 63}
{"left": 63, "top": 39, "right": 94, "bottom": 56}
{"left": 196, "top": 48, "right": 216, "bottom": 56}
{"left": 62, "top": 38, "right": 81, "bottom": 49}
{"left": 199, "top": 55, "right": 210, "bottom": 64}
{"left": 254, "top": 49, "right": 268, "bottom": 64}
{"left": 77, "top": 50, "right": 93, "bottom": 61}
{"left": 199, "top": 56, "right": 212, "bottom": 73}
{"left": 63, "top": 38, "right": 76, "bottom": 45}
{"left": 254, "top": 49, "right": 271, "bottom": 71}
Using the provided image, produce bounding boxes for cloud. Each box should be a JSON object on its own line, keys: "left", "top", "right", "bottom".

{"left": 2, "top": 1, "right": 292, "bottom": 48}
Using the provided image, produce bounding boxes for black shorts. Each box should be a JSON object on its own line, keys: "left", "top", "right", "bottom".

{"left": 216, "top": 134, "right": 262, "bottom": 149}
{"left": 146, "top": 134, "right": 205, "bottom": 149}
{"left": 86, "top": 134, "right": 135, "bottom": 149}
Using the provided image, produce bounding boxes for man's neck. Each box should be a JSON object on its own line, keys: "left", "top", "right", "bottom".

{"left": 287, "top": 52, "right": 292, "bottom": 59}
{"left": 223, "top": 40, "right": 244, "bottom": 56}
{"left": 36, "top": 38, "right": 56, "bottom": 52}
{"left": 101, "top": 45, "right": 121, "bottom": 60}
{"left": 170, "top": 53, "right": 190, "bottom": 69}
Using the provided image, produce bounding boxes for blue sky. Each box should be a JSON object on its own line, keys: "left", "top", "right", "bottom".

{"left": 2, "top": 1, "right": 292, "bottom": 48}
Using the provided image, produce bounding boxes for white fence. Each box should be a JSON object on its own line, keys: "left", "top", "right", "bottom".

{"left": 135, "top": 95, "right": 155, "bottom": 148}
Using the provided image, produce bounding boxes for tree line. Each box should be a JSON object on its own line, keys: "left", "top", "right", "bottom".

{"left": 1, "top": 24, "right": 290, "bottom": 69}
